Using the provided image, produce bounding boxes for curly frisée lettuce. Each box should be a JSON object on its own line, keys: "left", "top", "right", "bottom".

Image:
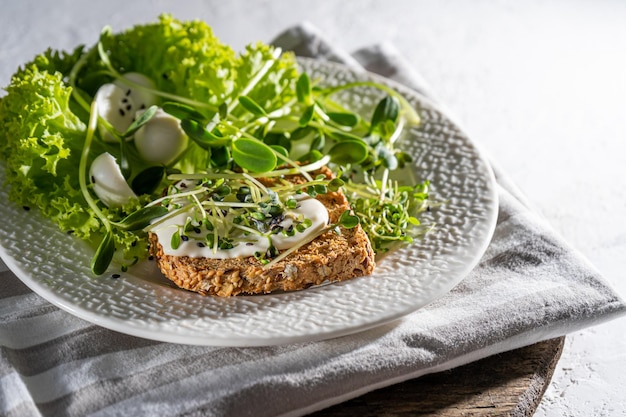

{"left": 0, "top": 55, "right": 105, "bottom": 240}
{"left": 0, "top": 14, "right": 431, "bottom": 276}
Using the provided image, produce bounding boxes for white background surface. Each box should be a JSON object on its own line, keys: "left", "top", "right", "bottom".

{"left": 1, "top": 1, "right": 625, "bottom": 415}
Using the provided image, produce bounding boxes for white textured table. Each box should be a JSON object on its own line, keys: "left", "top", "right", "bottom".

{"left": 2, "top": 1, "right": 625, "bottom": 415}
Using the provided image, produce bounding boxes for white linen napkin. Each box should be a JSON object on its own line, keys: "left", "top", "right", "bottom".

{"left": 1, "top": 23, "right": 625, "bottom": 417}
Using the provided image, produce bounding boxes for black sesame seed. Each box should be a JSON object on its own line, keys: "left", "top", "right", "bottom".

{"left": 91, "top": 175, "right": 96, "bottom": 184}
{"left": 140, "top": 104, "right": 146, "bottom": 110}
{"left": 111, "top": 274, "right": 120, "bottom": 279}
{"left": 126, "top": 104, "right": 132, "bottom": 111}
{"left": 125, "top": 89, "right": 131, "bottom": 96}
{"left": 131, "top": 240, "right": 137, "bottom": 247}
{"left": 148, "top": 255, "right": 154, "bottom": 261}
{"left": 119, "top": 108, "right": 126, "bottom": 117}
{"left": 22, "top": 206, "right": 30, "bottom": 211}
{"left": 427, "top": 206, "right": 431, "bottom": 212}
{"left": 181, "top": 235, "right": 189, "bottom": 242}
{"left": 246, "top": 242, "right": 254, "bottom": 246}
{"left": 122, "top": 98, "right": 128, "bottom": 103}
{"left": 193, "top": 227, "right": 201, "bottom": 234}
{"left": 197, "top": 242, "right": 205, "bottom": 247}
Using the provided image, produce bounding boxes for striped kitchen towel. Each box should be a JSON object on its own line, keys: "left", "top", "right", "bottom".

{"left": 1, "top": 22, "right": 625, "bottom": 417}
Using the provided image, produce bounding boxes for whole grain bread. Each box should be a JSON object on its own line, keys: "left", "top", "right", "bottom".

{"left": 149, "top": 167, "right": 376, "bottom": 296}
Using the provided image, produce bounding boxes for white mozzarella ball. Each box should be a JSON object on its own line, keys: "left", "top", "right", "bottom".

{"left": 95, "top": 73, "right": 157, "bottom": 143}
{"left": 134, "top": 108, "right": 189, "bottom": 165}
{"left": 89, "top": 152, "right": 137, "bottom": 207}
{"left": 113, "top": 72, "right": 158, "bottom": 111}
{"left": 95, "top": 83, "right": 133, "bottom": 142}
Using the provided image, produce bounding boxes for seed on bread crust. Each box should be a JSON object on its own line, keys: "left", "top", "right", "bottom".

{"left": 149, "top": 167, "right": 376, "bottom": 296}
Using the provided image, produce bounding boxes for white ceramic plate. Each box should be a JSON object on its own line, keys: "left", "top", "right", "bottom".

{"left": 0, "top": 59, "right": 498, "bottom": 346}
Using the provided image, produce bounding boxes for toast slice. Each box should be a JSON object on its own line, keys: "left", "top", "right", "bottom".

{"left": 148, "top": 167, "right": 376, "bottom": 296}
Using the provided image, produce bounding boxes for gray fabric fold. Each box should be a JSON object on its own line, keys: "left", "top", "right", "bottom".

{"left": 1, "top": 23, "right": 625, "bottom": 417}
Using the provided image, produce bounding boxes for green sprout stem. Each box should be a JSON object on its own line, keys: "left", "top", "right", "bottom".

{"left": 320, "top": 81, "right": 420, "bottom": 125}
{"left": 166, "top": 155, "right": 332, "bottom": 183}
{"left": 262, "top": 224, "right": 335, "bottom": 268}
{"left": 206, "top": 47, "right": 283, "bottom": 132}
{"left": 78, "top": 99, "right": 112, "bottom": 234}
{"left": 379, "top": 168, "right": 390, "bottom": 202}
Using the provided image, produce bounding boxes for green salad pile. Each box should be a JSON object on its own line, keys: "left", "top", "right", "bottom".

{"left": 0, "top": 15, "right": 432, "bottom": 275}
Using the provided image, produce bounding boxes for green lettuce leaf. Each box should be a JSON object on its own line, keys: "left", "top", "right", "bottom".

{"left": 0, "top": 15, "right": 301, "bottom": 270}
{"left": 235, "top": 42, "right": 298, "bottom": 115}
{"left": 0, "top": 62, "right": 148, "bottom": 261}
{"left": 76, "top": 15, "right": 238, "bottom": 105}
{"left": 0, "top": 63, "right": 95, "bottom": 235}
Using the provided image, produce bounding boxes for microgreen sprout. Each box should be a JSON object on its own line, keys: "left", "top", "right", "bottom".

{"left": 345, "top": 174, "right": 432, "bottom": 253}
{"left": 143, "top": 169, "right": 346, "bottom": 258}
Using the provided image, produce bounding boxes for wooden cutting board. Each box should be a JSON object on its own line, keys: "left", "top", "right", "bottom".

{"left": 312, "top": 337, "right": 565, "bottom": 416}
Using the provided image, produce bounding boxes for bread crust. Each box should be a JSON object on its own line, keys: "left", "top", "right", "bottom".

{"left": 149, "top": 168, "right": 376, "bottom": 296}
